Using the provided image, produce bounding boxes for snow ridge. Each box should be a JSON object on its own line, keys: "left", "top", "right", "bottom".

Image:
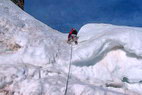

{"left": 0, "top": 0, "right": 142, "bottom": 95}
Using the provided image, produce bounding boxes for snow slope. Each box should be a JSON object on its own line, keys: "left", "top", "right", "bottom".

{"left": 0, "top": 0, "right": 142, "bottom": 95}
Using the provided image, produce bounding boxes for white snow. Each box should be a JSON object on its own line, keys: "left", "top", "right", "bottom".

{"left": 0, "top": 0, "right": 142, "bottom": 95}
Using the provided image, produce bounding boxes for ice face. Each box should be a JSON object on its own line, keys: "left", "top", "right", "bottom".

{"left": 0, "top": 0, "right": 142, "bottom": 95}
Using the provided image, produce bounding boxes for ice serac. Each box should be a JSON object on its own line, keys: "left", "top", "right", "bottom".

{"left": 71, "top": 23, "right": 142, "bottom": 94}
{"left": 0, "top": 0, "right": 142, "bottom": 95}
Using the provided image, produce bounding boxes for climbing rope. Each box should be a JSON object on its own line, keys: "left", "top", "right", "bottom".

{"left": 64, "top": 44, "right": 73, "bottom": 95}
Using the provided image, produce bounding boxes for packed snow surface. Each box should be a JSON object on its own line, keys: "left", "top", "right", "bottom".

{"left": 0, "top": 0, "right": 142, "bottom": 95}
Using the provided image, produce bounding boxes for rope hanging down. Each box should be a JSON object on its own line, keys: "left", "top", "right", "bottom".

{"left": 64, "top": 44, "right": 73, "bottom": 95}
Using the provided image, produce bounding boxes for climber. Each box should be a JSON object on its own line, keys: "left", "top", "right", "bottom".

{"left": 11, "top": 0, "right": 24, "bottom": 10}
{"left": 67, "top": 28, "right": 78, "bottom": 44}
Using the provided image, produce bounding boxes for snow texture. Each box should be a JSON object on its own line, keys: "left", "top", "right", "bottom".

{"left": 0, "top": 0, "right": 142, "bottom": 95}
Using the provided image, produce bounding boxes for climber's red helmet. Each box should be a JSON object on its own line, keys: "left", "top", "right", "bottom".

{"left": 71, "top": 28, "right": 75, "bottom": 31}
